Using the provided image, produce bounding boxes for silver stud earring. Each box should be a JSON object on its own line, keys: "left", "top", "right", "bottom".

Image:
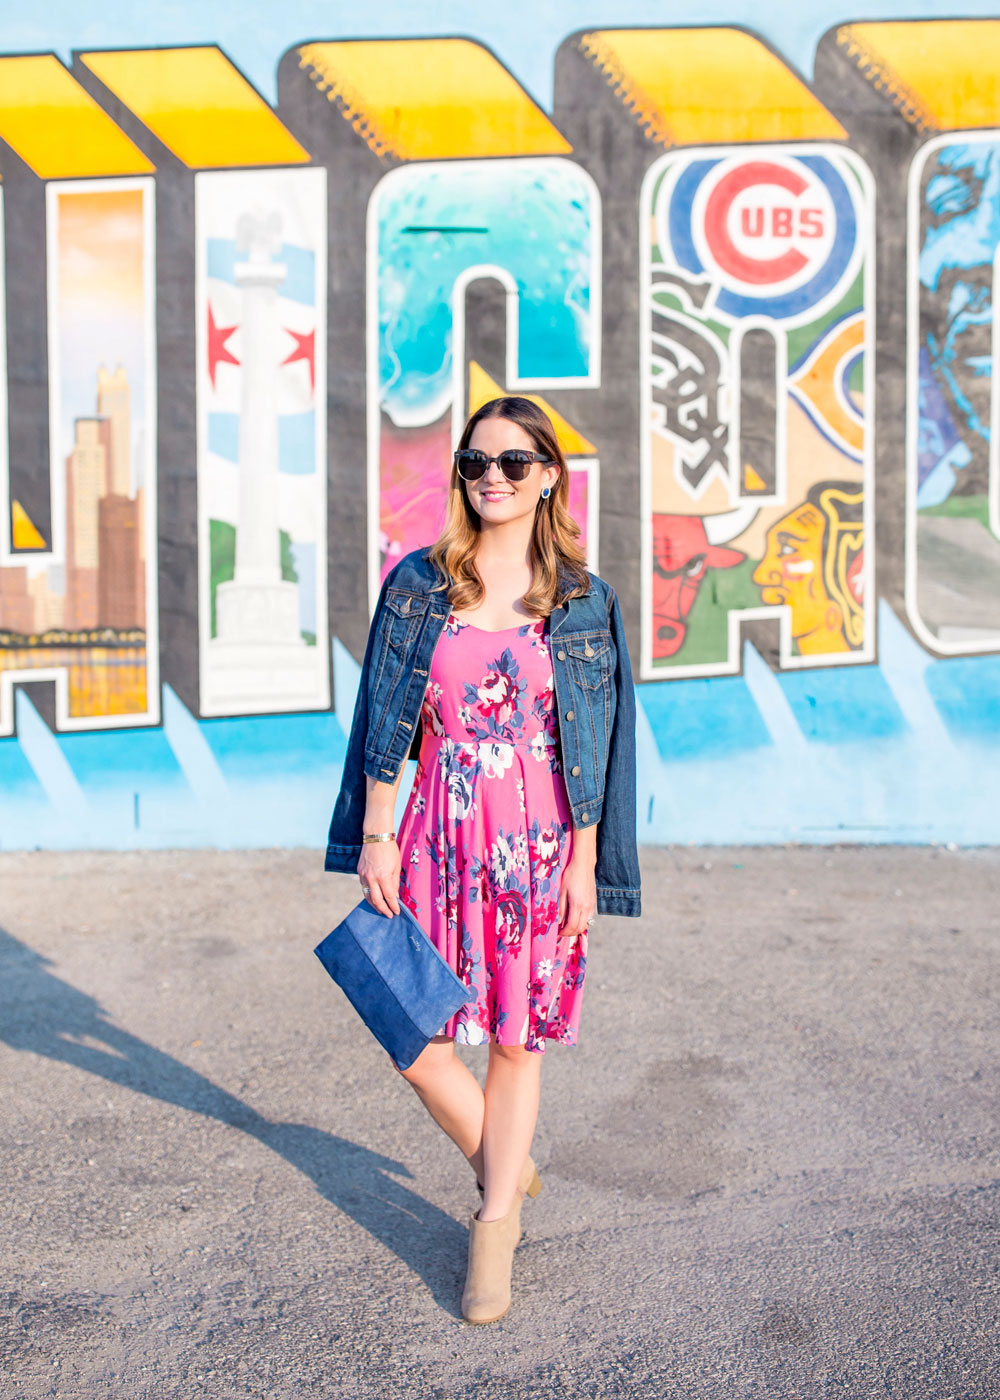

{"left": 541, "top": 485, "right": 552, "bottom": 499}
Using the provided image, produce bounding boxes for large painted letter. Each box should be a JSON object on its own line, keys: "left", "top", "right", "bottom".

{"left": 0, "top": 177, "right": 158, "bottom": 734}
{"left": 641, "top": 145, "right": 875, "bottom": 678}
{"left": 195, "top": 166, "right": 329, "bottom": 715}
{"left": 907, "top": 134, "right": 1000, "bottom": 652}
{"left": 814, "top": 19, "right": 1000, "bottom": 657}
{"left": 368, "top": 157, "right": 601, "bottom": 596}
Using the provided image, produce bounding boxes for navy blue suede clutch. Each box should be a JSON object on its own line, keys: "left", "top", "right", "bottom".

{"left": 314, "top": 897, "right": 470, "bottom": 1072}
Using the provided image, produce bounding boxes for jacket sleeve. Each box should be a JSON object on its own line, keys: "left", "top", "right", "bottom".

{"left": 595, "top": 585, "right": 642, "bottom": 916}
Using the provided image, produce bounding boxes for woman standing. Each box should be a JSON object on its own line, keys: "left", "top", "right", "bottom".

{"left": 331, "top": 395, "right": 640, "bottom": 1323}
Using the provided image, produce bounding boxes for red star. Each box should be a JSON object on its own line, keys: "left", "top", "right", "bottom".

{"left": 207, "top": 304, "right": 239, "bottom": 389}
{"left": 282, "top": 327, "right": 316, "bottom": 393}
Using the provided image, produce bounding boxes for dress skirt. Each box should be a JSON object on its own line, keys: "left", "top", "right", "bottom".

{"left": 395, "top": 611, "right": 588, "bottom": 1053}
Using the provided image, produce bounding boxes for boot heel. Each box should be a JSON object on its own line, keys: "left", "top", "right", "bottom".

{"left": 524, "top": 1166, "right": 542, "bottom": 1198}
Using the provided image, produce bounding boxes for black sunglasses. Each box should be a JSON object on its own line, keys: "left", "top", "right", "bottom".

{"left": 454, "top": 448, "right": 554, "bottom": 483}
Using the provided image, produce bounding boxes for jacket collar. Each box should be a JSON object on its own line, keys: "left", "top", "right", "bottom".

{"left": 417, "top": 548, "right": 593, "bottom": 635}
{"left": 419, "top": 547, "right": 591, "bottom": 591}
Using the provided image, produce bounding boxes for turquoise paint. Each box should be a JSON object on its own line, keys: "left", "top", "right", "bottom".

{"left": 199, "top": 711, "right": 346, "bottom": 778}
{"left": 375, "top": 161, "right": 595, "bottom": 424}
{"left": 54, "top": 727, "right": 187, "bottom": 793}
{"left": 636, "top": 675, "right": 772, "bottom": 761}
{"left": 0, "top": 737, "right": 46, "bottom": 797}
{"left": 925, "top": 655, "right": 1000, "bottom": 740}
{"left": 777, "top": 667, "right": 907, "bottom": 743}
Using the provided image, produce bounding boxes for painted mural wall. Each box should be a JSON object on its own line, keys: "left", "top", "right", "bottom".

{"left": 1, "top": 21, "right": 1000, "bottom": 850}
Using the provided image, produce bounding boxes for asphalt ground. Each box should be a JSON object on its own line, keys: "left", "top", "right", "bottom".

{"left": 1, "top": 845, "right": 998, "bottom": 1400}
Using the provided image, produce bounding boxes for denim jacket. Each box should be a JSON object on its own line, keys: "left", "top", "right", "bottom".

{"left": 324, "top": 547, "right": 641, "bottom": 917}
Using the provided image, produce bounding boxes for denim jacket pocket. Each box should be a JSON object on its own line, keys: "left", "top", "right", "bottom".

{"left": 563, "top": 631, "right": 615, "bottom": 690}
{"left": 383, "top": 588, "right": 428, "bottom": 653}
{"left": 560, "top": 630, "right": 615, "bottom": 796}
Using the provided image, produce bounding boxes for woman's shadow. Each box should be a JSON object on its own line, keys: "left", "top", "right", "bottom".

{"left": 0, "top": 926, "right": 467, "bottom": 1311}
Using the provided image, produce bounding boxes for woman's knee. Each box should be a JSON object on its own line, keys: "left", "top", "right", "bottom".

{"left": 488, "top": 1039, "right": 537, "bottom": 1066}
{"left": 393, "top": 1035, "right": 454, "bottom": 1084}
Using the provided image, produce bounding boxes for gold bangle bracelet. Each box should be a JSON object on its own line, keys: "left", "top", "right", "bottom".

{"left": 361, "top": 831, "right": 396, "bottom": 843}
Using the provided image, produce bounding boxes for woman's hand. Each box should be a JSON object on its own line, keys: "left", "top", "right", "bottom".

{"left": 357, "top": 840, "right": 402, "bottom": 918}
{"left": 557, "top": 854, "right": 597, "bottom": 939}
{"left": 358, "top": 770, "right": 405, "bottom": 918}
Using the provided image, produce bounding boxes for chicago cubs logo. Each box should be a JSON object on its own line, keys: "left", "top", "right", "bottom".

{"left": 655, "top": 151, "right": 861, "bottom": 325}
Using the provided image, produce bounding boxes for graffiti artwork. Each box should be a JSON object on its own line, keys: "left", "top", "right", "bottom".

{"left": 907, "top": 134, "right": 1000, "bottom": 653}
{"left": 641, "top": 145, "right": 874, "bottom": 678}
{"left": 0, "top": 178, "right": 157, "bottom": 734}
{"left": 195, "top": 166, "right": 329, "bottom": 715}
{"left": 0, "top": 21, "right": 998, "bottom": 851}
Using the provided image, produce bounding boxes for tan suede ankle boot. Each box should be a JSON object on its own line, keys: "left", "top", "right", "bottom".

{"left": 461, "top": 1201, "right": 521, "bottom": 1324}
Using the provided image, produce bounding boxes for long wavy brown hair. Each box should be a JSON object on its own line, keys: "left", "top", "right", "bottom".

{"left": 426, "top": 396, "right": 592, "bottom": 615}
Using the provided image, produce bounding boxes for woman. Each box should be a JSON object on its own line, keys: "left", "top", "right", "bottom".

{"left": 325, "top": 395, "right": 641, "bottom": 1323}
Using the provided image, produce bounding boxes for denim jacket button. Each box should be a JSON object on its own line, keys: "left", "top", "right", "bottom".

{"left": 556, "top": 650, "right": 566, "bottom": 660}
{"left": 565, "top": 710, "right": 574, "bottom": 721}
{"left": 571, "top": 764, "right": 580, "bottom": 775}
{"left": 581, "top": 812, "right": 590, "bottom": 822}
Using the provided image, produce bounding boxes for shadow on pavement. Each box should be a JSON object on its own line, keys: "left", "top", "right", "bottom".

{"left": 0, "top": 926, "right": 466, "bottom": 1311}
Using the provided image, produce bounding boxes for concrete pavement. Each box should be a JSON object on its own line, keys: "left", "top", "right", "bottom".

{"left": 1, "top": 845, "right": 998, "bottom": 1399}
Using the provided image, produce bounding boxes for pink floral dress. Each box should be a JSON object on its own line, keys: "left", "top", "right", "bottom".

{"left": 395, "top": 611, "right": 587, "bottom": 1054}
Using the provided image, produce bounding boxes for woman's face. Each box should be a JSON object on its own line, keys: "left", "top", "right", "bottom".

{"left": 463, "top": 417, "right": 560, "bottom": 525}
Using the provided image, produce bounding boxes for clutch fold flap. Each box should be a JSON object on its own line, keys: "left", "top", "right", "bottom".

{"left": 313, "top": 896, "right": 469, "bottom": 1071}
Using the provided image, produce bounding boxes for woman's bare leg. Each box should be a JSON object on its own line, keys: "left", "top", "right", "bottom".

{"left": 478, "top": 1040, "right": 542, "bottom": 1221}
{"left": 395, "top": 1034, "right": 486, "bottom": 1184}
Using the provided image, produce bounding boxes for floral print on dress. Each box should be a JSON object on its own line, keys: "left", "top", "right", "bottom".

{"left": 395, "top": 613, "right": 587, "bottom": 1054}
